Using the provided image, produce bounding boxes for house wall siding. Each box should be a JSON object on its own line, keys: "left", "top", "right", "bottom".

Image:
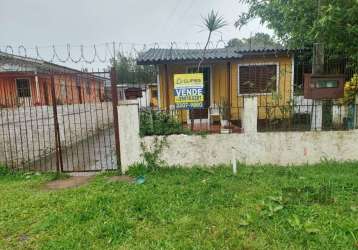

{"left": 158, "top": 55, "right": 293, "bottom": 121}
{"left": 0, "top": 73, "right": 105, "bottom": 107}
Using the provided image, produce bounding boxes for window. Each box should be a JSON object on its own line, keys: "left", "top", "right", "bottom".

{"left": 238, "top": 64, "right": 278, "bottom": 94}
{"left": 16, "top": 79, "right": 31, "bottom": 98}
{"left": 311, "top": 79, "right": 339, "bottom": 89}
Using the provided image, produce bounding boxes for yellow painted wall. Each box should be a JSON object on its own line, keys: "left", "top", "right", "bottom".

{"left": 158, "top": 55, "right": 293, "bottom": 122}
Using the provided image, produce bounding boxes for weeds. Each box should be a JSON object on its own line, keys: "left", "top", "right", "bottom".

{"left": 140, "top": 136, "right": 168, "bottom": 171}
{"left": 0, "top": 163, "right": 357, "bottom": 249}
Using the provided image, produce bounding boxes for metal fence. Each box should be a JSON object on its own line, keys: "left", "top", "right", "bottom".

{"left": 136, "top": 59, "right": 357, "bottom": 136}
{"left": 0, "top": 60, "right": 121, "bottom": 172}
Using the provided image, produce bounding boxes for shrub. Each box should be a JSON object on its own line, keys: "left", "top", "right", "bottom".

{"left": 139, "top": 110, "right": 189, "bottom": 137}
{"left": 0, "top": 165, "right": 12, "bottom": 176}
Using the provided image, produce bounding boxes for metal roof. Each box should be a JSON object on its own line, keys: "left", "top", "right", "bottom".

{"left": 0, "top": 51, "right": 109, "bottom": 81}
{"left": 137, "top": 46, "right": 290, "bottom": 65}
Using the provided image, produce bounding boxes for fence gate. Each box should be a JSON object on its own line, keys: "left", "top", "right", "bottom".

{"left": 0, "top": 67, "right": 121, "bottom": 173}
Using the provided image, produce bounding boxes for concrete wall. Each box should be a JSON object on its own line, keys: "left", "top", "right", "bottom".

{"left": 118, "top": 94, "right": 358, "bottom": 169}
{"left": 141, "top": 130, "right": 358, "bottom": 167}
{"left": 0, "top": 102, "right": 113, "bottom": 167}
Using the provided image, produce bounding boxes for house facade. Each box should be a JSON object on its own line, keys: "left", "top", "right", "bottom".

{"left": 0, "top": 52, "right": 105, "bottom": 107}
{"left": 137, "top": 47, "right": 294, "bottom": 123}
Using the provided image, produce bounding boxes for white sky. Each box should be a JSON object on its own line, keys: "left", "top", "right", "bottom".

{"left": 0, "top": 0, "right": 272, "bottom": 67}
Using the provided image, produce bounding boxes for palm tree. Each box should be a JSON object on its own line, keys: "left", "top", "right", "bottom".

{"left": 197, "top": 10, "right": 227, "bottom": 71}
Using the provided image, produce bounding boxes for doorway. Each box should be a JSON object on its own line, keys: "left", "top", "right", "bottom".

{"left": 187, "top": 66, "right": 211, "bottom": 120}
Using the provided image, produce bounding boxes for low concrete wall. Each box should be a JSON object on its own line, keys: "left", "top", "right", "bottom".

{"left": 141, "top": 130, "right": 358, "bottom": 166}
{"left": 0, "top": 103, "right": 113, "bottom": 167}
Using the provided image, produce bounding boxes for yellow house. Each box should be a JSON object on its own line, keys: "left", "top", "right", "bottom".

{"left": 137, "top": 47, "right": 295, "bottom": 124}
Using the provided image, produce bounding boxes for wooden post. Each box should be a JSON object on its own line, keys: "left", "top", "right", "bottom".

{"left": 164, "top": 64, "right": 170, "bottom": 111}
{"left": 227, "top": 61, "right": 232, "bottom": 121}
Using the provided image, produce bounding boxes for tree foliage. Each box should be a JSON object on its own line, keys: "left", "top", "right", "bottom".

{"left": 236, "top": 0, "right": 358, "bottom": 58}
{"left": 198, "top": 10, "right": 227, "bottom": 70}
{"left": 226, "top": 32, "right": 281, "bottom": 49}
{"left": 114, "top": 56, "right": 157, "bottom": 84}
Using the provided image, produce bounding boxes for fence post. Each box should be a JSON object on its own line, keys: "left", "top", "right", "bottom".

{"left": 355, "top": 95, "right": 358, "bottom": 129}
{"left": 117, "top": 100, "right": 141, "bottom": 172}
{"left": 311, "top": 100, "right": 323, "bottom": 131}
{"left": 242, "top": 96, "right": 257, "bottom": 134}
{"left": 50, "top": 73, "right": 63, "bottom": 173}
{"left": 110, "top": 67, "right": 122, "bottom": 173}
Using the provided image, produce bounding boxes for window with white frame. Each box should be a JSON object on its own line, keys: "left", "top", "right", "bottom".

{"left": 238, "top": 64, "right": 278, "bottom": 95}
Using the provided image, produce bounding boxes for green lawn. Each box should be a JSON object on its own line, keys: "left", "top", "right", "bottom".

{"left": 0, "top": 162, "right": 358, "bottom": 250}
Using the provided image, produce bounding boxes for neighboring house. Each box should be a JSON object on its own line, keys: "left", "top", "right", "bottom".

{"left": 0, "top": 52, "right": 105, "bottom": 107}
{"left": 113, "top": 83, "right": 158, "bottom": 108}
{"left": 137, "top": 47, "right": 295, "bottom": 123}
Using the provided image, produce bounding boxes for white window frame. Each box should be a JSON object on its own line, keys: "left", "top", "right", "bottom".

{"left": 237, "top": 62, "right": 280, "bottom": 96}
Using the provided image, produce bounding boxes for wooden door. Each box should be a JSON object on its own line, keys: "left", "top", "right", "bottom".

{"left": 188, "top": 67, "right": 211, "bottom": 120}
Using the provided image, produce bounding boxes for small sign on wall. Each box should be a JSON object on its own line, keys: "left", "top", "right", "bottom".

{"left": 174, "top": 73, "right": 204, "bottom": 109}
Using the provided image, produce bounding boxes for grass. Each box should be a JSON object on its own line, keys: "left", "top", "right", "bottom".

{"left": 0, "top": 162, "right": 358, "bottom": 249}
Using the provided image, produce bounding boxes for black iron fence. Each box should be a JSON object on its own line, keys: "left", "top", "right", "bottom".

{"left": 0, "top": 62, "right": 121, "bottom": 172}
{"left": 135, "top": 59, "right": 357, "bottom": 136}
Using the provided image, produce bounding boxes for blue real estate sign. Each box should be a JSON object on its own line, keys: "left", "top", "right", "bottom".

{"left": 174, "top": 73, "right": 204, "bottom": 109}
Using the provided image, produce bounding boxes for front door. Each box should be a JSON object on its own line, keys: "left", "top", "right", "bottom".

{"left": 187, "top": 67, "right": 211, "bottom": 120}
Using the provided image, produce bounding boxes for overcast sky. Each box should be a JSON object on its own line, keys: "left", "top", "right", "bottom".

{"left": 0, "top": 0, "right": 271, "bottom": 45}
{"left": 0, "top": 0, "right": 271, "bottom": 67}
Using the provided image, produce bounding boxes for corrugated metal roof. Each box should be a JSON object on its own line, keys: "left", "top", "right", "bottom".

{"left": 137, "top": 46, "right": 290, "bottom": 64}
{"left": 0, "top": 51, "right": 84, "bottom": 74}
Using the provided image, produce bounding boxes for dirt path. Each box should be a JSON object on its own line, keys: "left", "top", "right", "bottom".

{"left": 31, "top": 128, "right": 118, "bottom": 172}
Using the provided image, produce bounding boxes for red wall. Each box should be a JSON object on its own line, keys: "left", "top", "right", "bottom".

{"left": 0, "top": 72, "right": 105, "bottom": 107}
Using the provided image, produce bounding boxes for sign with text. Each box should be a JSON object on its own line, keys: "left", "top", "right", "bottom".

{"left": 174, "top": 73, "right": 204, "bottom": 109}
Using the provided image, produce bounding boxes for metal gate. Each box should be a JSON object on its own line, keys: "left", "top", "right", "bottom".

{"left": 0, "top": 64, "right": 121, "bottom": 173}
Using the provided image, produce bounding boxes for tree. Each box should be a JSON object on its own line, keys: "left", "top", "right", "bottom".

{"left": 113, "top": 55, "right": 156, "bottom": 84}
{"left": 235, "top": 0, "right": 358, "bottom": 58}
{"left": 198, "top": 10, "right": 227, "bottom": 70}
{"left": 226, "top": 32, "right": 282, "bottom": 49}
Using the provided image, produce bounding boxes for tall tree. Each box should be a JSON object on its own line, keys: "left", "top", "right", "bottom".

{"left": 113, "top": 55, "right": 156, "bottom": 84}
{"left": 227, "top": 33, "right": 282, "bottom": 49}
{"left": 235, "top": 0, "right": 358, "bottom": 58}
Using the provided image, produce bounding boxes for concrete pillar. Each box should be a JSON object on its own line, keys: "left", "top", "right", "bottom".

{"left": 242, "top": 96, "right": 257, "bottom": 133}
{"left": 118, "top": 100, "right": 141, "bottom": 172}
{"left": 311, "top": 100, "right": 323, "bottom": 131}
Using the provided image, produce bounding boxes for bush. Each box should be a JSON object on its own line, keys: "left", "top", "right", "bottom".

{"left": 139, "top": 110, "right": 189, "bottom": 137}
{"left": 0, "top": 165, "right": 12, "bottom": 176}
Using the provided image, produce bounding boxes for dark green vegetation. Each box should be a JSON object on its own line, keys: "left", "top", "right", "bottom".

{"left": 227, "top": 33, "right": 281, "bottom": 49}
{"left": 139, "top": 110, "right": 189, "bottom": 137}
{"left": 113, "top": 55, "right": 156, "bottom": 84}
{"left": 236, "top": 0, "right": 358, "bottom": 58}
{"left": 0, "top": 162, "right": 358, "bottom": 249}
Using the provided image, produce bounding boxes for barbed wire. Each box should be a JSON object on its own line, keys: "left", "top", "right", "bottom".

{"left": 0, "top": 41, "right": 231, "bottom": 64}
{"left": 0, "top": 40, "right": 309, "bottom": 66}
